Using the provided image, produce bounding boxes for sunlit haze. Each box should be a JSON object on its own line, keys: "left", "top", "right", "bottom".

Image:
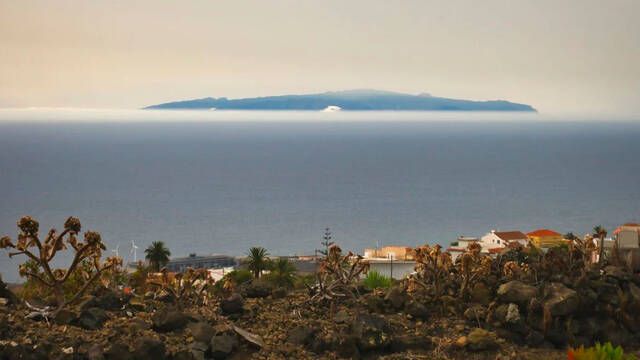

{"left": 1, "top": 0, "right": 639, "bottom": 115}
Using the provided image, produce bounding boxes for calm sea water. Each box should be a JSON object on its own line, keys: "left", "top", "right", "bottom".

{"left": 0, "top": 110, "right": 639, "bottom": 282}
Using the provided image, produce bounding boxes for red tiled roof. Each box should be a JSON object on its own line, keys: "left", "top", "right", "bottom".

{"left": 623, "top": 223, "right": 640, "bottom": 227}
{"left": 527, "top": 229, "right": 561, "bottom": 237}
{"left": 494, "top": 231, "right": 528, "bottom": 241}
{"left": 488, "top": 248, "right": 505, "bottom": 254}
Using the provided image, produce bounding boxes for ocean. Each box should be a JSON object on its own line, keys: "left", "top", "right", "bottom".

{"left": 0, "top": 110, "right": 639, "bottom": 282}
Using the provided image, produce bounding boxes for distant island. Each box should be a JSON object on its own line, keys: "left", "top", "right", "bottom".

{"left": 144, "top": 89, "right": 536, "bottom": 112}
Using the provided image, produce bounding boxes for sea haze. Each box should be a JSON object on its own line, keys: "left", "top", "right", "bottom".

{"left": 0, "top": 111, "right": 639, "bottom": 282}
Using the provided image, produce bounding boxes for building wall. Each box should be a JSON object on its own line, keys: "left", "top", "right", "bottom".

{"left": 618, "top": 230, "right": 639, "bottom": 249}
{"left": 529, "top": 235, "right": 565, "bottom": 248}
{"left": 363, "top": 246, "right": 414, "bottom": 260}
{"left": 369, "top": 261, "right": 415, "bottom": 280}
{"left": 479, "top": 233, "right": 508, "bottom": 250}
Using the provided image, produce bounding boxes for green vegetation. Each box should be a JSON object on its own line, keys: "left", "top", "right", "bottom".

{"left": 568, "top": 342, "right": 636, "bottom": 360}
{"left": 246, "top": 247, "right": 269, "bottom": 279}
{"left": 225, "top": 269, "right": 253, "bottom": 285}
{"left": 362, "top": 270, "right": 392, "bottom": 290}
{"left": 293, "top": 273, "right": 316, "bottom": 290}
{"left": 212, "top": 269, "right": 253, "bottom": 295}
{"left": 263, "top": 258, "right": 297, "bottom": 288}
{"left": 144, "top": 241, "right": 171, "bottom": 272}
{"left": 128, "top": 262, "right": 151, "bottom": 292}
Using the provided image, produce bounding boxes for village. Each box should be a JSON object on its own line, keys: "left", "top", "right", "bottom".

{"left": 149, "top": 223, "right": 640, "bottom": 282}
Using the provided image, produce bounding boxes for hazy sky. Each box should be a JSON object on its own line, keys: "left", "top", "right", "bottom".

{"left": 1, "top": 0, "right": 639, "bottom": 114}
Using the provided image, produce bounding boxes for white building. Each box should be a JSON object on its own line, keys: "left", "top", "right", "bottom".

{"left": 362, "top": 246, "right": 416, "bottom": 279}
{"left": 448, "top": 231, "right": 528, "bottom": 261}
{"left": 480, "top": 230, "right": 529, "bottom": 250}
{"left": 447, "top": 236, "right": 480, "bottom": 262}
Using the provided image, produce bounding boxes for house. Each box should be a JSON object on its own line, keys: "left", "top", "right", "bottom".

{"left": 527, "top": 229, "right": 566, "bottom": 248}
{"left": 480, "top": 230, "right": 529, "bottom": 251}
{"left": 362, "top": 246, "right": 416, "bottom": 279}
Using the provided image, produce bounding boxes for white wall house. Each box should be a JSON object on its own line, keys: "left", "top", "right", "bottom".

{"left": 480, "top": 230, "right": 529, "bottom": 251}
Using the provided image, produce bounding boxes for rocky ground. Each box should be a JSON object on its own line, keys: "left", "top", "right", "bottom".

{"left": 0, "top": 283, "right": 569, "bottom": 360}
{"left": 3, "top": 261, "right": 640, "bottom": 359}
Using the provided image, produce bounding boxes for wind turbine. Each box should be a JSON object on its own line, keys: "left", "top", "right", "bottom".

{"left": 111, "top": 243, "right": 120, "bottom": 258}
{"left": 130, "top": 240, "right": 139, "bottom": 263}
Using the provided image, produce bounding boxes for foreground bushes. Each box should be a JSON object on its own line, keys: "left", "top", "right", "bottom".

{"left": 568, "top": 342, "right": 636, "bottom": 360}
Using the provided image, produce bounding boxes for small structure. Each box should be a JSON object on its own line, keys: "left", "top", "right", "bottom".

{"left": 362, "top": 246, "right": 416, "bottom": 279}
{"left": 165, "top": 253, "right": 237, "bottom": 273}
{"left": 527, "top": 229, "right": 566, "bottom": 248}
{"left": 447, "top": 236, "right": 480, "bottom": 262}
{"left": 613, "top": 223, "right": 640, "bottom": 271}
{"left": 614, "top": 223, "right": 640, "bottom": 249}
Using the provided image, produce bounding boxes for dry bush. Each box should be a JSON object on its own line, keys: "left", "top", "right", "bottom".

{"left": 148, "top": 267, "right": 213, "bottom": 308}
{"left": 409, "top": 244, "right": 453, "bottom": 298}
{"left": 0, "top": 216, "right": 120, "bottom": 315}
{"left": 308, "top": 244, "right": 369, "bottom": 303}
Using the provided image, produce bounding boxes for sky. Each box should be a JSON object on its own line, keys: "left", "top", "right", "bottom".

{"left": 0, "top": 0, "right": 639, "bottom": 115}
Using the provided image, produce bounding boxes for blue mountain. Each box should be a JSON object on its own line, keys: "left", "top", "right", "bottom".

{"left": 144, "top": 89, "right": 535, "bottom": 111}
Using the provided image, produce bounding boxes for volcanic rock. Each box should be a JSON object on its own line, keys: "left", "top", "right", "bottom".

{"left": 210, "top": 334, "right": 238, "bottom": 359}
{"left": 152, "top": 309, "right": 190, "bottom": 332}
{"left": 188, "top": 321, "right": 215, "bottom": 343}
{"left": 385, "top": 286, "right": 408, "bottom": 310}
{"left": 351, "top": 313, "right": 391, "bottom": 352}
{"left": 220, "top": 293, "right": 244, "bottom": 315}
{"left": 544, "top": 282, "right": 578, "bottom": 316}
{"left": 404, "top": 300, "right": 429, "bottom": 319}
{"left": 466, "top": 328, "right": 499, "bottom": 351}
{"left": 133, "top": 337, "right": 166, "bottom": 360}
{"left": 497, "top": 281, "right": 537, "bottom": 305}
{"left": 77, "top": 307, "right": 108, "bottom": 330}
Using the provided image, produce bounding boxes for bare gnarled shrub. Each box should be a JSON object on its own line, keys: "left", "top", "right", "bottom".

{"left": 0, "top": 216, "right": 120, "bottom": 315}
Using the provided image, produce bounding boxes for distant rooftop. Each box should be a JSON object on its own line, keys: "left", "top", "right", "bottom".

{"left": 492, "top": 231, "right": 528, "bottom": 240}
{"left": 527, "top": 229, "right": 561, "bottom": 237}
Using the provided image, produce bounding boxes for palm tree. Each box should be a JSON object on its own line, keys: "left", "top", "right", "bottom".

{"left": 268, "top": 258, "right": 297, "bottom": 288}
{"left": 145, "top": 241, "right": 171, "bottom": 272}
{"left": 246, "top": 247, "right": 269, "bottom": 279}
{"left": 593, "top": 225, "right": 607, "bottom": 266}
